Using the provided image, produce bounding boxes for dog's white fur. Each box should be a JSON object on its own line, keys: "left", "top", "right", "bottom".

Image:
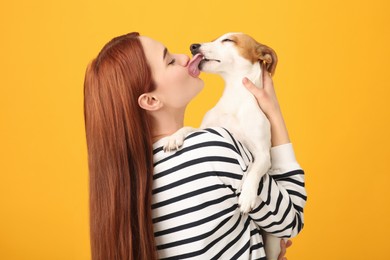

{"left": 164, "top": 32, "right": 283, "bottom": 260}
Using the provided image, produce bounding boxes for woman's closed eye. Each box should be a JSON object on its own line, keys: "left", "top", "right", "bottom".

{"left": 168, "top": 58, "right": 176, "bottom": 65}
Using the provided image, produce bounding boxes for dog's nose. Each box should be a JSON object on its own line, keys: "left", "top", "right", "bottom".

{"left": 190, "top": 44, "right": 201, "bottom": 55}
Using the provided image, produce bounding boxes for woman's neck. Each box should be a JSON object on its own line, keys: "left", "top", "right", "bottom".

{"left": 150, "top": 108, "right": 185, "bottom": 143}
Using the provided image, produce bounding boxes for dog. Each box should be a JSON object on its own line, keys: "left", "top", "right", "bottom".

{"left": 163, "top": 32, "right": 283, "bottom": 260}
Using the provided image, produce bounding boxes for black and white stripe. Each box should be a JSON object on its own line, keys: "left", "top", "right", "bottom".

{"left": 152, "top": 127, "right": 306, "bottom": 259}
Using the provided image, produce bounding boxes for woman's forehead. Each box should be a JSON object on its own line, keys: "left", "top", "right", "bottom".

{"left": 140, "top": 36, "right": 166, "bottom": 70}
{"left": 139, "top": 36, "right": 165, "bottom": 57}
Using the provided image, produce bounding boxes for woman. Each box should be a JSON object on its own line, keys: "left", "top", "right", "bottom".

{"left": 84, "top": 32, "right": 306, "bottom": 260}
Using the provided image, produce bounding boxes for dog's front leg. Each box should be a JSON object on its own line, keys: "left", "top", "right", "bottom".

{"left": 238, "top": 147, "right": 271, "bottom": 213}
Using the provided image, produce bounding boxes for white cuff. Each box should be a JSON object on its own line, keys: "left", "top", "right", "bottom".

{"left": 270, "top": 143, "right": 301, "bottom": 173}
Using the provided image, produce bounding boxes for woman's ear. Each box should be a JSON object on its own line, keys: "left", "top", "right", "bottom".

{"left": 138, "top": 93, "right": 162, "bottom": 111}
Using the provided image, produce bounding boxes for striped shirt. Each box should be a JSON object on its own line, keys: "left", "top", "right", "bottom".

{"left": 152, "top": 127, "right": 306, "bottom": 259}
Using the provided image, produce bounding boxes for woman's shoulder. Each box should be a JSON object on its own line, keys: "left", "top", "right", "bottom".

{"left": 188, "top": 127, "right": 234, "bottom": 141}
{"left": 186, "top": 127, "right": 252, "bottom": 162}
{"left": 152, "top": 127, "right": 252, "bottom": 174}
{"left": 153, "top": 127, "right": 244, "bottom": 155}
{"left": 152, "top": 127, "right": 252, "bottom": 161}
{"left": 184, "top": 127, "right": 242, "bottom": 150}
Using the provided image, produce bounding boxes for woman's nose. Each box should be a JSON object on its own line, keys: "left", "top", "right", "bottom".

{"left": 178, "top": 54, "right": 190, "bottom": 67}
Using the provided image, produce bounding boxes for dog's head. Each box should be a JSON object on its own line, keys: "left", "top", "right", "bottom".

{"left": 188, "top": 32, "right": 277, "bottom": 77}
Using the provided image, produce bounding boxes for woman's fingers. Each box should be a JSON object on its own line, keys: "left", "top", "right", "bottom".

{"left": 242, "top": 77, "right": 266, "bottom": 101}
{"left": 279, "top": 239, "right": 287, "bottom": 258}
{"left": 278, "top": 239, "right": 293, "bottom": 260}
{"left": 242, "top": 69, "right": 281, "bottom": 123}
{"left": 285, "top": 240, "right": 293, "bottom": 248}
{"left": 261, "top": 62, "right": 274, "bottom": 91}
{"left": 242, "top": 77, "right": 258, "bottom": 94}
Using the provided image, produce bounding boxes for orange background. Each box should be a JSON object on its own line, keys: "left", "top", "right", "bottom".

{"left": 1, "top": 0, "right": 389, "bottom": 259}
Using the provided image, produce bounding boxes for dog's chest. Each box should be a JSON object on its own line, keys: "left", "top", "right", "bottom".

{"left": 202, "top": 94, "right": 269, "bottom": 133}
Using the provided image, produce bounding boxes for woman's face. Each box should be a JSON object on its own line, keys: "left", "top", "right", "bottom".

{"left": 139, "top": 36, "right": 204, "bottom": 109}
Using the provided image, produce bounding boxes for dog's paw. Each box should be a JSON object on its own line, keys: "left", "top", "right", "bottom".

{"left": 238, "top": 178, "right": 258, "bottom": 214}
{"left": 163, "top": 133, "right": 186, "bottom": 152}
{"left": 162, "top": 127, "right": 195, "bottom": 152}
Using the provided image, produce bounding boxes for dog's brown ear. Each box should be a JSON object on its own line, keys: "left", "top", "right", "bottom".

{"left": 256, "top": 44, "right": 278, "bottom": 76}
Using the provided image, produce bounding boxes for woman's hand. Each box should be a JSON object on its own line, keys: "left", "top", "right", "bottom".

{"left": 278, "top": 239, "right": 293, "bottom": 260}
{"left": 242, "top": 64, "right": 281, "bottom": 121}
{"left": 242, "top": 64, "right": 290, "bottom": 147}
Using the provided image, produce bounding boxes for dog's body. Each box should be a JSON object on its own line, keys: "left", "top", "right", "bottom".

{"left": 197, "top": 34, "right": 272, "bottom": 214}
{"left": 164, "top": 32, "right": 283, "bottom": 260}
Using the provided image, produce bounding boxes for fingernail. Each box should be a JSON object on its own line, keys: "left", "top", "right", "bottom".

{"left": 242, "top": 77, "right": 248, "bottom": 84}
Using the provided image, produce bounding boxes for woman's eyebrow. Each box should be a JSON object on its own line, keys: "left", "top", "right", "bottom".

{"left": 163, "top": 47, "right": 168, "bottom": 61}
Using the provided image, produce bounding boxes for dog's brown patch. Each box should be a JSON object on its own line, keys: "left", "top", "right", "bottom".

{"left": 230, "top": 34, "right": 278, "bottom": 75}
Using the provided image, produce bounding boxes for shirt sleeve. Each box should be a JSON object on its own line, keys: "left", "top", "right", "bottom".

{"left": 249, "top": 143, "right": 307, "bottom": 238}
{"left": 209, "top": 127, "right": 307, "bottom": 238}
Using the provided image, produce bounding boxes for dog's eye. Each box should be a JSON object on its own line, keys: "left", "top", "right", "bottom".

{"left": 222, "top": 39, "right": 234, "bottom": 43}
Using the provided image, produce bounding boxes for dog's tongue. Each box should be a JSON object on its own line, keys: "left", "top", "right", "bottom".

{"left": 188, "top": 53, "right": 203, "bottom": 77}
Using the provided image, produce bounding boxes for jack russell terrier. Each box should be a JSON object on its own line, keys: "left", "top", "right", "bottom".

{"left": 164, "top": 32, "right": 283, "bottom": 260}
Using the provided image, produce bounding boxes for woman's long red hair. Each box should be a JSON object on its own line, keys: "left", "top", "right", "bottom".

{"left": 83, "top": 32, "right": 157, "bottom": 260}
